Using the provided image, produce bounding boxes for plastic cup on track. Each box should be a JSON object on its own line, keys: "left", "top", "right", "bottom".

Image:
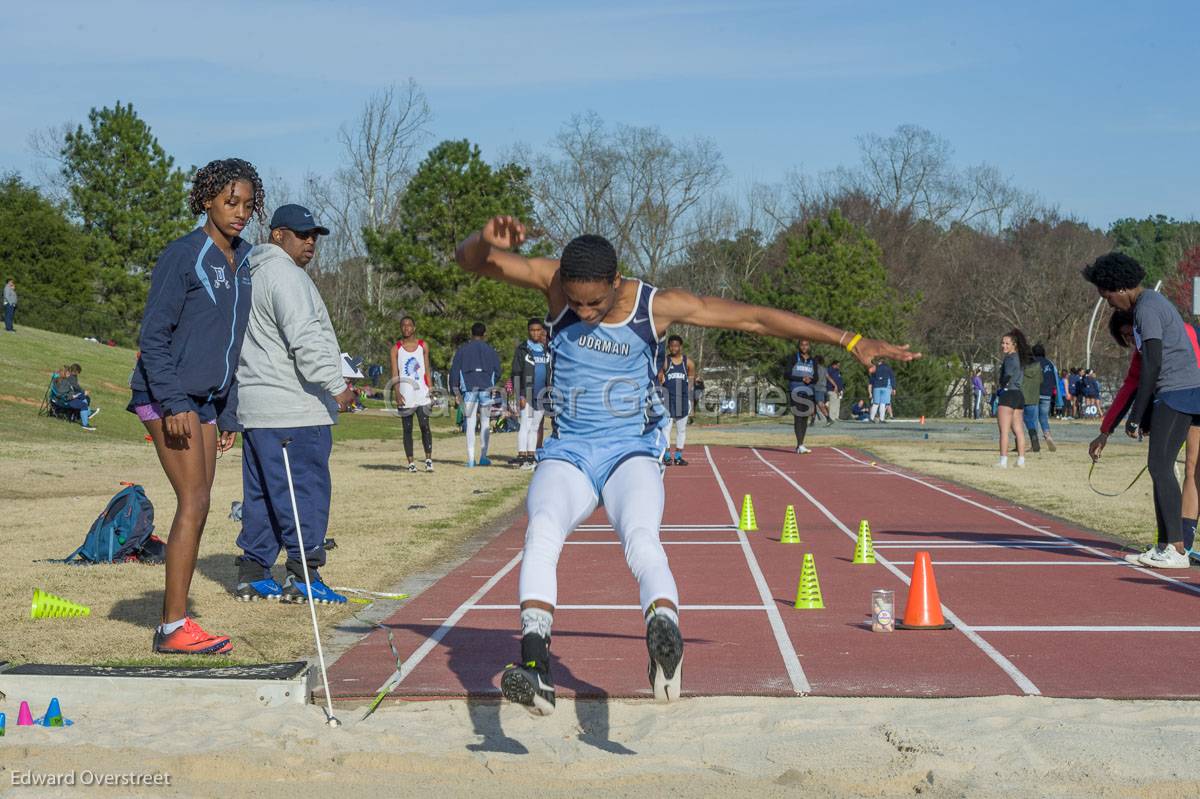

{"left": 871, "top": 589, "right": 894, "bottom": 633}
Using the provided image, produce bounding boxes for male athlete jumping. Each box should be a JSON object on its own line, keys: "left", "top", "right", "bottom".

{"left": 455, "top": 216, "right": 918, "bottom": 715}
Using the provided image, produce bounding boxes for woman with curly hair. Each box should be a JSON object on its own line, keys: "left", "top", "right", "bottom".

{"left": 1083, "top": 252, "right": 1200, "bottom": 569}
{"left": 128, "top": 158, "right": 265, "bottom": 653}
{"left": 996, "top": 328, "right": 1032, "bottom": 467}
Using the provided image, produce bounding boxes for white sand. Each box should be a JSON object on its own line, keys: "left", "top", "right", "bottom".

{"left": 5, "top": 693, "right": 1198, "bottom": 798}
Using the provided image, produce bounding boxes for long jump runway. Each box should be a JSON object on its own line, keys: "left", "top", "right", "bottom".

{"left": 326, "top": 446, "right": 1200, "bottom": 702}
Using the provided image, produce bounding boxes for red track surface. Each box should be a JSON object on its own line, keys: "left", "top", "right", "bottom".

{"left": 327, "top": 446, "right": 1200, "bottom": 702}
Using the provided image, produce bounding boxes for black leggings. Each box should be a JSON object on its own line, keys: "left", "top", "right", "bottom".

{"left": 793, "top": 413, "right": 810, "bottom": 447}
{"left": 401, "top": 405, "right": 433, "bottom": 460}
{"left": 1147, "top": 403, "right": 1198, "bottom": 546}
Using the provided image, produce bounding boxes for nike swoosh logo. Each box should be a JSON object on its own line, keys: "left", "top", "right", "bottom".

{"left": 537, "top": 676, "right": 553, "bottom": 691}
{"left": 633, "top": 316, "right": 649, "bottom": 323}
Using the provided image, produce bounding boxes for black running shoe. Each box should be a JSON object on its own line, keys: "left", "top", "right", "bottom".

{"left": 501, "top": 632, "right": 555, "bottom": 716}
{"left": 646, "top": 613, "right": 684, "bottom": 703}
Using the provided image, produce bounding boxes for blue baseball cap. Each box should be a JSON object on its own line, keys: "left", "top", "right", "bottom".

{"left": 269, "top": 204, "right": 330, "bottom": 235}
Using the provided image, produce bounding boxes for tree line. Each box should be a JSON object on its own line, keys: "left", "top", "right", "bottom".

{"left": 4, "top": 88, "right": 1199, "bottom": 415}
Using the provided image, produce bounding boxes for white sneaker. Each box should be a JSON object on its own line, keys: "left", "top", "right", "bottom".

{"left": 1124, "top": 545, "right": 1159, "bottom": 565}
{"left": 1016, "top": 457, "right": 1026, "bottom": 468}
{"left": 796, "top": 445, "right": 811, "bottom": 454}
{"left": 1137, "top": 546, "right": 1192, "bottom": 569}
{"left": 996, "top": 457, "right": 1008, "bottom": 469}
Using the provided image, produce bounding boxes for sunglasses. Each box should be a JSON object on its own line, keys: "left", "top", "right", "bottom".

{"left": 285, "top": 229, "right": 321, "bottom": 242}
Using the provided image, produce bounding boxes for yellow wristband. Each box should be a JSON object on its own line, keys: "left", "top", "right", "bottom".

{"left": 845, "top": 333, "right": 863, "bottom": 352}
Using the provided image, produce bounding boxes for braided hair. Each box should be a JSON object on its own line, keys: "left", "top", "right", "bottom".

{"left": 560, "top": 234, "right": 618, "bottom": 283}
{"left": 188, "top": 158, "right": 265, "bottom": 220}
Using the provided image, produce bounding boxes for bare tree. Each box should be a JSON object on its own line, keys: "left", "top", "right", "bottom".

{"left": 27, "top": 122, "right": 76, "bottom": 203}
{"left": 523, "top": 113, "right": 727, "bottom": 281}
{"left": 335, "top": 80, "right": 432, "bottom": 310}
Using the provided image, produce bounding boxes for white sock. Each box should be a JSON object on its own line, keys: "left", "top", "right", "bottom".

{"left": 998, "top": 456, "right": 1008, "bottom": 466}
{"left": 648, "top": 604, "right": 679, "bottom": 628}
{"left": 520, "top": 607, "right": 553, "bottom": 639}
{"left": 158, "top": 617, "right": 186, "bottom": 635}
{"left": 1017, "top": 456, "right": 1026, "bottom": 467}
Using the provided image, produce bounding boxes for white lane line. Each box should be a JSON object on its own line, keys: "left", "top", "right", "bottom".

{"left": 916, "top": 561, "right": 1121, "bottom": 566}
{"left": 566, "top": 541, "right": 740, "bottom": 546}
{"left": 830, "top": 447, "right": 1200, "bottom": 598}
{"left": 705, "top": 445, "right": 811, "bottom": 695}
{"left": 751, "top": 448, "right": 1040, "bottom": 696}
{"left": 578, "top": 524, "right": 738, "bottom": 530}
{"left": 369, "top": 551, "right": 523, "bottom": 697}
{"left": 873, "top": 541, "right": 1078, "bottom": 549}
{"left": 972, "top": 626, "right": 1200, "bottom": 633}
{"left": 471, "top": 604, "right": 770, "bottom": 611}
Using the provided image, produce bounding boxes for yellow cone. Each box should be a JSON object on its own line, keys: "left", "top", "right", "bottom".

{"left": 853, "top": 519, "right": 875, "bottom": 564}
{"left": 793, "top": 553, "right": 824, "bottom": 609}
{"left": 31, "top": 589, "right": 90, "bottom": 619}
{"left": 738, "top": 494, "right": 758, "bottom": 532}
{"left": 780, "top": 505, "right": 800, "bottom": 544}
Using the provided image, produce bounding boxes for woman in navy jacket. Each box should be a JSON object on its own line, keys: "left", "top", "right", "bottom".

{"left": 128, "top": 158, "right": 264, "bottom": 655}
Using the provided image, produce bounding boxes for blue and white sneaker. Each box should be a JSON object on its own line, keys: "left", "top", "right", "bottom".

{"left": 478, "top": 456, "right": 492, "bottom": 466}
{"left": 281, "top": 575, "right": 347, "bottom": 604}
{"left": 235, "top": 576, "right": 283, "bottom": 602}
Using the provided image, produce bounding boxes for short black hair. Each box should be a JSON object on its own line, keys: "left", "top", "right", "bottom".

{"left": 527, "top": 318, "right": 545, "bottom": 329}
{"left": 400, "top": 315, "right": 415, "bottom": 324}
{"left": 471, "top": 322, "right": 486, "bottom": 337}
{"left": 1109, "top": 309, "right": 1136, "bottom": 348}
{"left": 1081, "top": 252, "right": 1145, "bottom": 292}
{"left": 1031, "top": 343, "right": 1046, "bottom": 358}
{"left": 560, "top": 235, "right": 618, "bottom": 283}
{"left": 189, "top": 158, "right": 265, "bottom": 220}
{"left": 667, "top": 334, "right": 683, "bottom": 345}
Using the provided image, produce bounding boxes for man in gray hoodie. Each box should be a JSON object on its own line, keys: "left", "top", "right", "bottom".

{"left": 233, "top": 204, "right": 356, "bottom": 604}
{"left": 4, "top": 279, "right": 16, "bottom": 332}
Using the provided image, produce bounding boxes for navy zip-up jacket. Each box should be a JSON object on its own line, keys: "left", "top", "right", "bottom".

{"left": 450, "top": 339, "right": 502, "bottom": 394}
{"left": 129, "top": 227, "right": 252, "bottom": 428}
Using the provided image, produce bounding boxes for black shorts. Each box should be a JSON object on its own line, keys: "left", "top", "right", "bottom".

{"left": 997, "top": 390, "right": 1024, "bottom": 410}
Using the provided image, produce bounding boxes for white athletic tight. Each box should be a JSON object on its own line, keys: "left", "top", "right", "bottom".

{"left": 665, "top": 415, "right": 688, "bottom": 451}
{"left": 518, "top": 458, "right": 679, "bottom": 616}
{"left": 463, "top": 400, "right": 491, "bottom": 463}
{"left": 518, "top": 404, "right": 545, "bottom": 452}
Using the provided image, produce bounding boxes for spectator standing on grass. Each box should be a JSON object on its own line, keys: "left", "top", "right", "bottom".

{"left": 826, "top": 359, "right": 844, "bottom": 424}
{"left": 450, "top": 322, "right": 502, "bottom": 467}
{"left": 1068, "top": 367, "right": 1082, "bottom": 418}
{"left": 812, "top": 355, "right": 830, "bottom": 424}
{"left": 1035, "top": 344, "right": 1063, "bottom": 447}
{"left": 971, "top": 368, "right": 985, "bottom": 419}
{"left": 1021, "top": 350, "right": 1045, "bottom": 452}
{"left": 3, "top": 278, "right": 16, "bottom": 332}
{"left": 1083, "top": 369, "right": 1102, "bottom": 416}
{"left": 393, "top": 316, "right": 435, "bottom": 474}
{"left": 868, "top": 358, "right": 895, "bottom": 422}
{"left": 512, "top": 318, "right": 552, "bottom": 470}
{"left": 233, "top": 204, "right": 356, "bottom": 604}
{"left": 1083, "top": 252, "right": 1200, "bottom": 568}
{"left": 129, "top": 158, "right": 262, "bottom": 655}
{"left": 996, "top": 329, "right": 1031, "bottom": 468}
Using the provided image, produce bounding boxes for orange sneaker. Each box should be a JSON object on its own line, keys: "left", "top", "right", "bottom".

{"left": 152, "top": 618, "right": 233, "bottom": 655}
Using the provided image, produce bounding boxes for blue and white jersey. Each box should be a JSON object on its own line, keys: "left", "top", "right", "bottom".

{"left": 547, "top": 280, "right": 667, "bottom": 439}
{"left": 789, "top": 354, "right": 816, "bottom": 395}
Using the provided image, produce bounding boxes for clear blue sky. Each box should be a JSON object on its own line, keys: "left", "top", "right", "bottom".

{"left": 2, "top": 0, "right": 1196, "bottom": 228}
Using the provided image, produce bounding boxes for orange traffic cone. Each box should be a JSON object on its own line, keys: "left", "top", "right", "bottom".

{"left": 896, "top": 551, "right": 954, "bottom": 630}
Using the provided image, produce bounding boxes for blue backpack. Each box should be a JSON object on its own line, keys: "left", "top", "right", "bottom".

{"left": 64, "top": 484, "right": 156, "bottom": 564}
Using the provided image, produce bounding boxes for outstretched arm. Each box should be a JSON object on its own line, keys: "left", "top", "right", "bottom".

{"left": 653, "top": 288, "right": 920, "bottom": 367}
{"left": 455, "top": 216, "right": 558, "bottom": 295}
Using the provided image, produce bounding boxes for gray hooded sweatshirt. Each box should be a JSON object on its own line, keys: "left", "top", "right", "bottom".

{"left": 236, "top": 243, "right": 347, "bottom": 429}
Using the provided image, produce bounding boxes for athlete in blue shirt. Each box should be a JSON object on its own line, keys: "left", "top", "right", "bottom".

{"left": 129, "top": 158, "right": 265, "bottom": 655}
{"left": 449, "top": 322, "right": 502, "bottom": 466}
{"left": 456, "top": 216, "right": 918, "bottom": 715}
